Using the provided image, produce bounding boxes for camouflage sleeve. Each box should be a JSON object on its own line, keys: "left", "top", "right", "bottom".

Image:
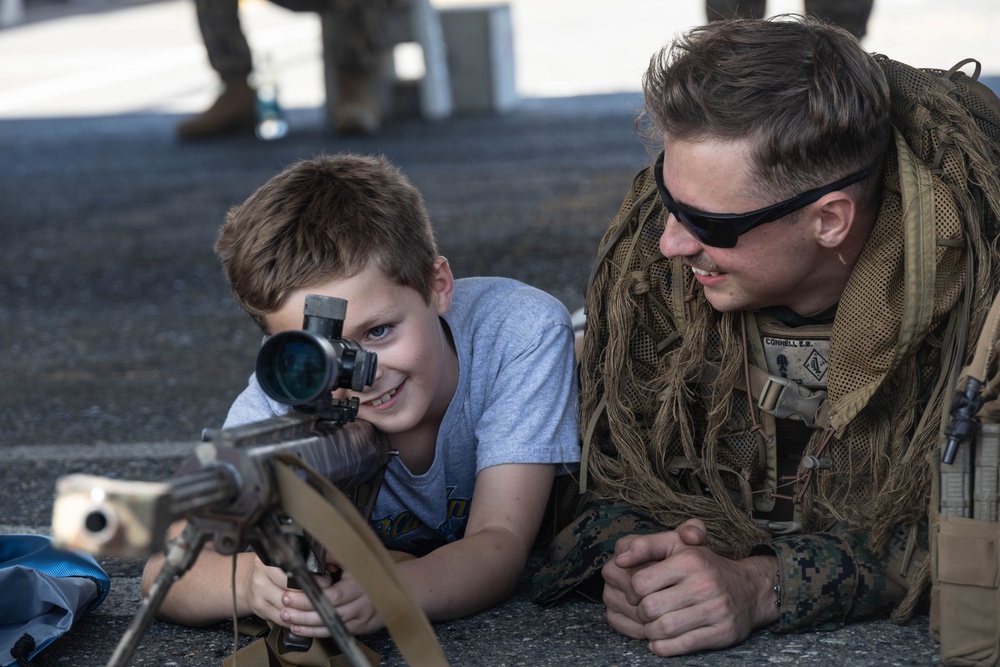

{"left": 531, "top": 496, "right": 667, "bottom": 606}
{"left": 752, "top": 520, "right": 926, "bottom": 632}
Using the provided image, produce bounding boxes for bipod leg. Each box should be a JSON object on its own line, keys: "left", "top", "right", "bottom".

{"left": 106, "top": 522, "right": 210, "bottom": 667}
{"left": 258, "top": 513, "right": 371, "bottom": 667}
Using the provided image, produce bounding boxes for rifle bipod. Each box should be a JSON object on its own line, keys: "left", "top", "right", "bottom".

{"left": 107, "top": 515, "right": 372, "bottom": 667}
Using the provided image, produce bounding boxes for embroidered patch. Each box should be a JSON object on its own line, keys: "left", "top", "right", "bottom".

{"left": 762, "top": 336, "right": 830, "bottom": 390}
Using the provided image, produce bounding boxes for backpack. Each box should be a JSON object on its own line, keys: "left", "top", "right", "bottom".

{"left": 933, "top": 288, "right": 1000, "bottom": 667}
{"left": 913, "top": 60, "right": 1000, "bottom": 665}
{"left": 0, "top": 534, "right": 110, "bottom": 667}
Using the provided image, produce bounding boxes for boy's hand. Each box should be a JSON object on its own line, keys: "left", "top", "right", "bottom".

{"left": 281, "top": 463, "right": 557, "bottom": 636}
{"left": 279, "top": 549, "right": 414, "bottom": 636}
{"left": 280, "top": 570, "right": 383, "bottom": 636}
{"left": 239, "top": 554, "right": 336, "bottom": 628}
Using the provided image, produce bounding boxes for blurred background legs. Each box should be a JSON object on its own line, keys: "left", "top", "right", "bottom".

{"left": 176, "top": 0, "right": 255, "bottom": 140}
{"left": 706, "top": 0, "right": 766, "bottom": 20}
{"left": 177, "top": 0, "right": 395, "bottom": 140}
{"left": 318, "top": 0, "right": 394, "bottom": 135}
{"left": 705, "top": 0, "right": 875, "bottom": 39}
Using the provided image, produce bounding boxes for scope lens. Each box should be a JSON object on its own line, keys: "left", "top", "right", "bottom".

{"left": 256, "top": 327, "right": 377, "bottom": 409}
{"left": 257, "top": 333, "right": 331, "bottom": 404}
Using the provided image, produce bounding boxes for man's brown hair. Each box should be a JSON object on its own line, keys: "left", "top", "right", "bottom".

{"left": 215, "top": 153, "right": 438, "bottom": 331}
{"left": 641, "top": 15, "right": 891, "bottom": 217}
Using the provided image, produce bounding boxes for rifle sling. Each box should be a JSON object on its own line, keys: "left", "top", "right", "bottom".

{"left": 271, "top": 456, "right": 450, "bottom": 667}
{"left": 222, "top": 456, "right": 450, "bottom": 667}
{"left": 223, "top": 627, "right": 382, "bottom": 667}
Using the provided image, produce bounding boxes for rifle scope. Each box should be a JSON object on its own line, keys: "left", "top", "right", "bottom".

{"left": 256, "top": 295, "right": 377, "bottom": 408}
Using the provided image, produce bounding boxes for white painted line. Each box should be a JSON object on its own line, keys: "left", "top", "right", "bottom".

{"left": 0, "top": 46, "right": 206, "bottom": 113}
{"left": 0, "top": 524, "right": 51, "bottom": 535}
{"left": 0, "top": 442, "right": 198, "bottom": 462}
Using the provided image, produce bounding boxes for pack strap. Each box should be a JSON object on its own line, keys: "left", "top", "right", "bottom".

{"left": 579, "top": 394, "right": 606, "bottom": 493}
{"left": 964, "top": 292, "right": 1000, "bottom": 393}
{"left": 580, "top": 363, "right": 829, "bottom": 492}
{"left": 699, "top": 363, "right": 830, "bottom": 430}
{"left": 754, "top": 367, "right": 830, "bottom": 430}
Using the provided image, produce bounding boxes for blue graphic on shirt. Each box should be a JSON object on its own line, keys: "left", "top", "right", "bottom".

{"left": 369, "top": 486, "right": 471, "bottom": 555}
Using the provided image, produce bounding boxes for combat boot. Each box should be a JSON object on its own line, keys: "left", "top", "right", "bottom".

{"left": 331, "top": 71, "right": 381, "bottom": 136}
{"left": 177, "top": 79, "right": 257, "bottom": 141}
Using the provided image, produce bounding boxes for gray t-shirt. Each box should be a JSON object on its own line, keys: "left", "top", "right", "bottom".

{"left": 224, "top": 277, "right": 580, "bottom": 554}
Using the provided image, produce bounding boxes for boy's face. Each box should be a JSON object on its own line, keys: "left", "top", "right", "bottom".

{"left": 263, "top": 258, "right": 458, "bottom": 437}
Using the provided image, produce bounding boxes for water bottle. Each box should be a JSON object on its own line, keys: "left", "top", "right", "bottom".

{"left": 254, "top": 53, "right": 288, "bottom": 141}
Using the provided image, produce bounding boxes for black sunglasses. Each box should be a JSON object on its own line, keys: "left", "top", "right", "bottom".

{"left": 653, "top": 151, "right": 870, "bottom": 248}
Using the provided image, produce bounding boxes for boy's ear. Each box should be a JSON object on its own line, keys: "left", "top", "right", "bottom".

{"left": 431, "top": 256, "right": 455, "bottom": 315}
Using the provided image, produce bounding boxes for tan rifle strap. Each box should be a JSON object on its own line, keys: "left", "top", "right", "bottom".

{"left": 223, "top": 625, "right": 382, "bottom": 667}
{"left": 273, "top": 455, "right": 450, "bottom": 667}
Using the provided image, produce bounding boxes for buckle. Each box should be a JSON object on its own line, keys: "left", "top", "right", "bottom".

{"left": 757, "top": 375, "right": 829, "bottom": 429}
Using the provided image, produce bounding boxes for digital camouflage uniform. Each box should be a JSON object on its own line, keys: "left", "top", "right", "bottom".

{"left": 533, "top": 57, "right": 1000, "bottom": 633}
{"left": 705, "top": 0, "right": 875, "bottom": 39}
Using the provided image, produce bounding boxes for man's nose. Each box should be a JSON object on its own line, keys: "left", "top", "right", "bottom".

{"left": 659, "top": 212, "right": 702, "bottom": 258}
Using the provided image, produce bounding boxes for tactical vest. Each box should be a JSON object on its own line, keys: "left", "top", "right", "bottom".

{"left": 669, "top": 314, "right": 833, "bottom": 535}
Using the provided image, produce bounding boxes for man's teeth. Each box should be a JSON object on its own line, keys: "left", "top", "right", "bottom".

{"left": 369, "top": 387, "right": 397, "bottom": 407}
{"left": 691, "top": 266, "right": 720, "bottom": 277}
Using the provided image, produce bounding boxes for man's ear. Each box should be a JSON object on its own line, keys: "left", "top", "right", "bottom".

{"left": 813, "top": 192, "right": 857, "bottom": 249}
{"left": 430, "top": 256, "right": 455, "bottom": 315}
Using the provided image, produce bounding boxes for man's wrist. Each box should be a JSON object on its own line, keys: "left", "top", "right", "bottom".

{"left": 746, "top": 554, "right": 780, "bottom": 628}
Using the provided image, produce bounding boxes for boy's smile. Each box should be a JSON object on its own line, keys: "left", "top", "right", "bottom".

{"left": 263, "top": 259, "right": 458, "bottom": 457}
{"left": 366, "top": 384, "right": 399, "bottom": 408}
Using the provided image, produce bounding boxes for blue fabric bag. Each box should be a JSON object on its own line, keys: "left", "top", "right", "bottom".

{"left": 0, "top": 534, "right": 110, "bottom": 666}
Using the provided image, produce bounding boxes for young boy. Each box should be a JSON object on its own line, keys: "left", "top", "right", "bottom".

{"left": 142, "top": 153, "right": 580, "bottom": 637}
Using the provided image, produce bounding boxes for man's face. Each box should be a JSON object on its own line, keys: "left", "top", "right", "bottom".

{"left": 263, "top": 261, "right": 457, "bottom": 436}
{"left": 657, "top": 136, "right": 829, "bottom": 314}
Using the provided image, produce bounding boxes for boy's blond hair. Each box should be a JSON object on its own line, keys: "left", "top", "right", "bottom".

{"left": 215, "top": 153, "right": 439, "bottom": 331}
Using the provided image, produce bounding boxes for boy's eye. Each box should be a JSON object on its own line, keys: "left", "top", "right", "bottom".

{"left": 367, "top": 324, "right": 391, "bottom": 341}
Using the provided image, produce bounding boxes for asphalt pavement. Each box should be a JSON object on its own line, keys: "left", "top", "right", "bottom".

{"left": 3, "top": 0, "right": 1000, "bottom": 665}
